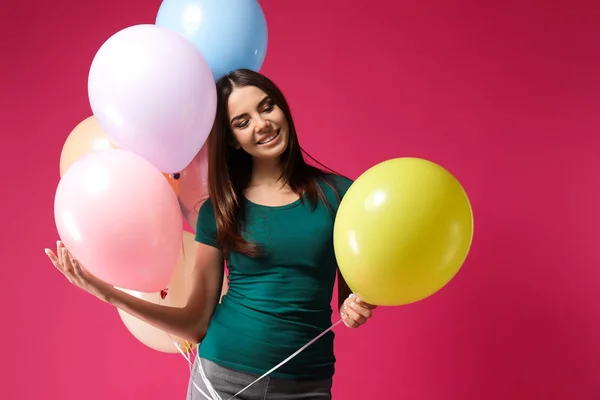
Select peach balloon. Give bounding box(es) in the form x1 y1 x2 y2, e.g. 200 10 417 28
116 231 196 353
164 173 180 196
60 116 180 197
59 116 116 176
116 232 228 353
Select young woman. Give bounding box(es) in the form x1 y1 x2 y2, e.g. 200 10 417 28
46 69 375 399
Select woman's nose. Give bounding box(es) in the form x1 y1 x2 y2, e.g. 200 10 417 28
255 117 271 132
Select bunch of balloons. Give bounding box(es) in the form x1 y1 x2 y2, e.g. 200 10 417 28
54 0 267 352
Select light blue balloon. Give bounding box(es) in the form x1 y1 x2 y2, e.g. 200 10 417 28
156 0 268 81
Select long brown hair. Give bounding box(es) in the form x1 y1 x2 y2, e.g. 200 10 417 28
206 69 340 258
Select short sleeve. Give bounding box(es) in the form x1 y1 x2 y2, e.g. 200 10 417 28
332 174 354 199
321 174 354 212
195 198 220 249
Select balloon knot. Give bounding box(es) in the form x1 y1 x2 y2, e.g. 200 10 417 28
178 340 196 353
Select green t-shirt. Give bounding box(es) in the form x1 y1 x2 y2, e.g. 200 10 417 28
194 174 353 381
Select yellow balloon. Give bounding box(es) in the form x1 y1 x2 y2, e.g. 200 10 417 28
333 158 474 306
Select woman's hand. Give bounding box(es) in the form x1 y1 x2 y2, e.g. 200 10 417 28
45 241 112 302
340 293 376 328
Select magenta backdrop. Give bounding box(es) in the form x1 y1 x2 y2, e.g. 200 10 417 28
2 0 599 399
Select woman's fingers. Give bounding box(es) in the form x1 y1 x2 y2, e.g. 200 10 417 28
349 299 373 320
71 257 83 278
45 248 73 284
45 248 58 263
62 248 74 274
46 241 92 290
341 296 368 328
56 241 63 261
58 243 64 265
47 241 75 276
342 305 366 327
45 248 61 270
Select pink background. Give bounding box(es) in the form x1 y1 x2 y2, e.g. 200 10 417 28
3 0 599 399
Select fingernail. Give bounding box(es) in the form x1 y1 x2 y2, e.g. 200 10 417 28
57 240 60 246
356 297 361 303
350 302 355 308
349 293 355 299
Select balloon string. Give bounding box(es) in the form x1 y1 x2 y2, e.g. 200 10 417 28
168 241 342 399
173 336 218 400
164 328 220 400
197 357 223 400
157 250 218 400
225 319 342 400
168 317 342 399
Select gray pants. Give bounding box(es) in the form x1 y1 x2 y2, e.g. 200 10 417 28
187 357 332 400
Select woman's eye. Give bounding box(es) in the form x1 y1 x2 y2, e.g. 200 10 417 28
237 120 249 129
263 103 274 112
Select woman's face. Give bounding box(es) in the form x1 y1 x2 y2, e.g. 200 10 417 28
227 85 289 160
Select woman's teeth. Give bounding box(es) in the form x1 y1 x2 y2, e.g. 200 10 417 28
259 130 279 144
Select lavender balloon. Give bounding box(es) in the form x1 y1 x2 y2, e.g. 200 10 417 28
87 24 217 173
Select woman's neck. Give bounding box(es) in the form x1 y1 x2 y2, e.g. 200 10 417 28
249 157 284 187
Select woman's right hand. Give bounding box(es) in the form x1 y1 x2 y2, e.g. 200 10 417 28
45 239 224 344
45 241 113 302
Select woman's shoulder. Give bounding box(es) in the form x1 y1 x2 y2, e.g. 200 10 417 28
195 197 220 246
319 172 354 195
314 172 354 204
198 197 216 221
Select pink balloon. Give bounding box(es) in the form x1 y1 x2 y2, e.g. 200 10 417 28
177 145 209 232
87 24 217 174
54 149 183 292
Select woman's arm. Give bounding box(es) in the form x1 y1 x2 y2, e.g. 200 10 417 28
47 241 224 343
107 242 224 343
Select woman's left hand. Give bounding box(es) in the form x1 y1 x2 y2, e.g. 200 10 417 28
340 293 376 328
